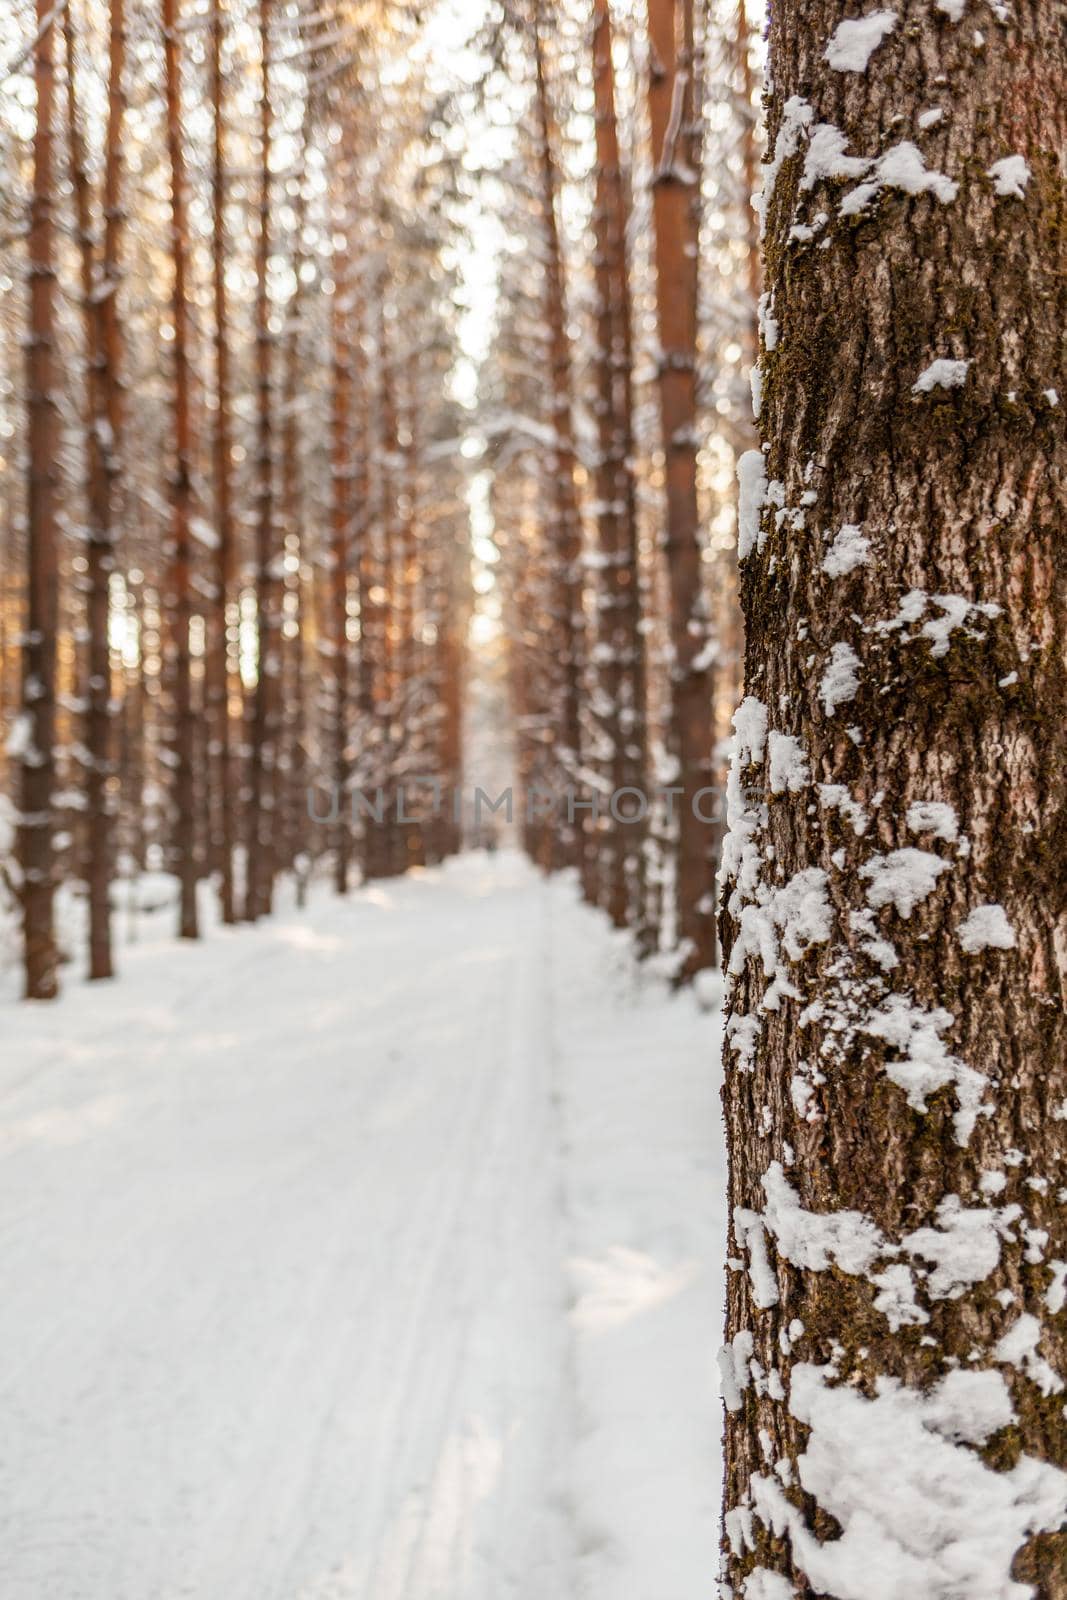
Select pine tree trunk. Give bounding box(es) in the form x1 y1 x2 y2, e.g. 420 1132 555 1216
329 242 352 896
278 116 309 892
533 21 585 878
647 0 717 975
19 0 61 999
162 0 198 940
590 0 648 933
244 0 276 921
209 0 236 925
64 0 123 982
720 5 1067 1596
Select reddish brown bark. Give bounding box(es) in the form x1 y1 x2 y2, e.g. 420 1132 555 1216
19 0 61 999
329 211 353 896
244 0 277 922
64 0 124 981
533 20 585 879
209 0 236 924
162 0 198 940
647 0 717 974
590 0 648 932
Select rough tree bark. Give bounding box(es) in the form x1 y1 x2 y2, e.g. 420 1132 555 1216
329 198 353 896
720 5 1067 1597
19 0 61 1000
647 0 717 975
162 0 198 940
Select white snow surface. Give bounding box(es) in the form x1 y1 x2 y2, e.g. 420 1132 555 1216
0 855 725 1600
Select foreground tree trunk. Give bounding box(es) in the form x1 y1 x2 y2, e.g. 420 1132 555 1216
646 0 716 976
19 0 61 999
721 6 1067 1597
162 0 198 940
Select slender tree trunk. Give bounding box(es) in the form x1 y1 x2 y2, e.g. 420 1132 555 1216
647 0 716 975
533 20 585 878
590 0 648 932
329 206 352 895
720 6 1067 1596
19 0 61 999
244 0 276 921
162 0 198 940
278 114 309 893
376 282 404 880
209 0 236 924
64 0 123 981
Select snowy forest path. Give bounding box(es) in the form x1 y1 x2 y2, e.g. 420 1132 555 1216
0 853 723 1600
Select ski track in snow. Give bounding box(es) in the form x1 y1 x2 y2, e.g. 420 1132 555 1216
0 853 724 1600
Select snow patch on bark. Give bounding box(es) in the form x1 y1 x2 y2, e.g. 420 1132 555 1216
768 732 810 794
743 1568 794 1600
734 1207 780 1308
995 1314 1065 1397
819 643 861 715
912 357 971 393
988 155 1031 197
743 1362 1067 1600
737 450 769 559
958 903 1016 953
823 11 897 73
800 124 872 191
822 522 871 577
762 1161 885 1275
860 848 949 916
756 95 814 239
819 783 870 835
906 800 959 842
841 141 958 215
861 994 988 1143
734 696 769 766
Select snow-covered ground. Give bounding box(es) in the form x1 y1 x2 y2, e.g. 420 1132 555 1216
0 852 725 1600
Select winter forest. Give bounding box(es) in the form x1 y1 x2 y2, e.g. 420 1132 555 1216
0 0 1064 1594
